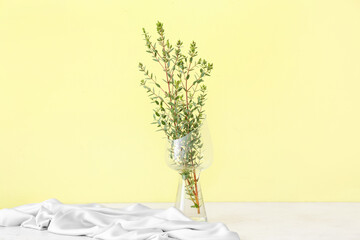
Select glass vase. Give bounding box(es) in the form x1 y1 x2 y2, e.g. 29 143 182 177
166 119 213 221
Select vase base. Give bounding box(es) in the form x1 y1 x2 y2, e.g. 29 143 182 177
189 216 207 222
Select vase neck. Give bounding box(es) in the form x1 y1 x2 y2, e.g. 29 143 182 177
179 168 201 180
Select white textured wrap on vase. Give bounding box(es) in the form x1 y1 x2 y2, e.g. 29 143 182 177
0 199 239 240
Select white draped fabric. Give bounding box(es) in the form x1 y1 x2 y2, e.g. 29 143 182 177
0 199 239 240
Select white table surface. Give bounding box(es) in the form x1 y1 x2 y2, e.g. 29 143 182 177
0 202 359 240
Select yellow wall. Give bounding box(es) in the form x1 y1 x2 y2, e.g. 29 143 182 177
1 0 360 208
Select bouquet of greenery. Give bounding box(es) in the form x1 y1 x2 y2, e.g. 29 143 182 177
139 22 213 214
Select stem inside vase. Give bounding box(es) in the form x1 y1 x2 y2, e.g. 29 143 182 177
180 168 201 214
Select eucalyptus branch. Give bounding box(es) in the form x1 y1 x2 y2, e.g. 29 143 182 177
138 63 168 95
139 21 213 212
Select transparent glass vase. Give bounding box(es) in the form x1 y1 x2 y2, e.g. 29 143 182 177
166 119 213 221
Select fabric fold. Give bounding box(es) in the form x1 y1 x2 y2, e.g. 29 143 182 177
0 199 239 240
